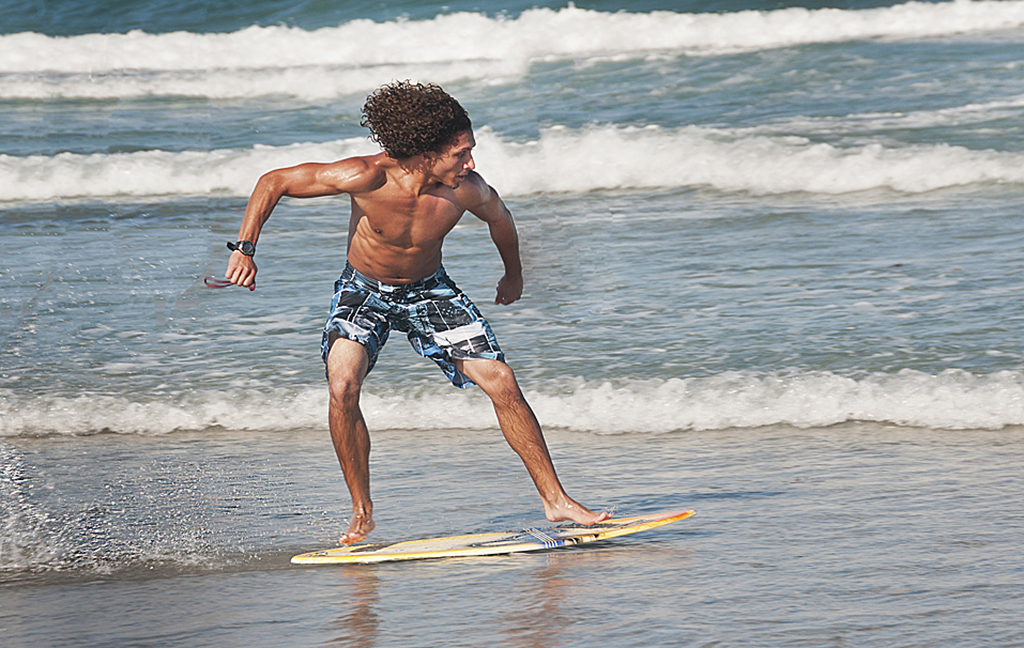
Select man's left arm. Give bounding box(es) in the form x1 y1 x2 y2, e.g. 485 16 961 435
463 173 523 305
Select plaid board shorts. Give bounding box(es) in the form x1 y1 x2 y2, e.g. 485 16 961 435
321 263 505 388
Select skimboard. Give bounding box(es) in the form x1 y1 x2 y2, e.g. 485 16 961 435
291 508 695 565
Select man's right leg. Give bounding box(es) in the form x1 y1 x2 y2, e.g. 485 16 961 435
326 334 375 545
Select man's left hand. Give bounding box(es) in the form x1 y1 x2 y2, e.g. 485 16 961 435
495 273 523 305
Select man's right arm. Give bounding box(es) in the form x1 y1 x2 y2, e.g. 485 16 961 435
225 158 375 288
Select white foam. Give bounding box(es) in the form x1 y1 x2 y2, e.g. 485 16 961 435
4 125 1022 203
2 1 1023 100
0 137 378 202
474 125 1024 195
0 388 329 437
528 370 1024 433
3 369 1023 437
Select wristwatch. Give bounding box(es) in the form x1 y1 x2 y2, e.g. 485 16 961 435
227 240 256 256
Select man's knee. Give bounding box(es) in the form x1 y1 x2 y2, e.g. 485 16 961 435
327 337 369 406
462 359 521 402
328 372 362 408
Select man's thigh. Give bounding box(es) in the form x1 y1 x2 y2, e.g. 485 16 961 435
321 283 391 378
326 334 371 387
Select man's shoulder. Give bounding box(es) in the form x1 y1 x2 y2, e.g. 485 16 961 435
323 153 389 194
452 170 492 208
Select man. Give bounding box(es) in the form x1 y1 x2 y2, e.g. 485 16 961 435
224 81 609 544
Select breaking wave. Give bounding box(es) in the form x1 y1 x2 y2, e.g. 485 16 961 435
2 1 1022 100
3 124 1023 203
4 369 1024 437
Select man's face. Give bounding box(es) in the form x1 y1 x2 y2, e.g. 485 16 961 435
428 130 476 188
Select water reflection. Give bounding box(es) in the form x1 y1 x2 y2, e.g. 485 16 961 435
325 567 381 648
322 542 694 647
500 552 585 647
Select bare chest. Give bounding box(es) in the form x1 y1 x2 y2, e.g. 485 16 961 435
351 193 465 249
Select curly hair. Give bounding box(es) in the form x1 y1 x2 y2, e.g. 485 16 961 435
361 81 472 159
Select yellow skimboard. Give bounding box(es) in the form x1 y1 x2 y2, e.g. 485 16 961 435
291 509 695 565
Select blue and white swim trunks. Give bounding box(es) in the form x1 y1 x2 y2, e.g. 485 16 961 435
321 263 505 388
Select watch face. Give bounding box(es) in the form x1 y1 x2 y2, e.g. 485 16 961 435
230 240 256 256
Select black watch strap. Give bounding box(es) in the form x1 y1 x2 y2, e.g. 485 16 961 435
227 240 256 256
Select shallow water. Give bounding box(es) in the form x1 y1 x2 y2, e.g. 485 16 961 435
3 423 1023 646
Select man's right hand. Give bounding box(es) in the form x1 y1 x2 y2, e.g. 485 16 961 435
225 251 258 289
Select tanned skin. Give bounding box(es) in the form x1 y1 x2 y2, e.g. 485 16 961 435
225 130 609 544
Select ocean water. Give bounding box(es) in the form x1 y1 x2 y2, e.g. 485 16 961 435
2 0 1023 646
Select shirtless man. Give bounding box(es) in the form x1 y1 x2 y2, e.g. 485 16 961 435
224 81 609 544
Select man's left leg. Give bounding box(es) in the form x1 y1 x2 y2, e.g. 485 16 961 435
456 358 610 525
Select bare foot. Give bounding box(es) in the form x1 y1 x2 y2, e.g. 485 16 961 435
543 497 612 525
339 513 375 545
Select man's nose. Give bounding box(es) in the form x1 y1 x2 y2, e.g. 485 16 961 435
466 154 475 170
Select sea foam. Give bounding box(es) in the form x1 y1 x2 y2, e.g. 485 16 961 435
3 369 1023 437
3 125 1022 203
2 1 1023 100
